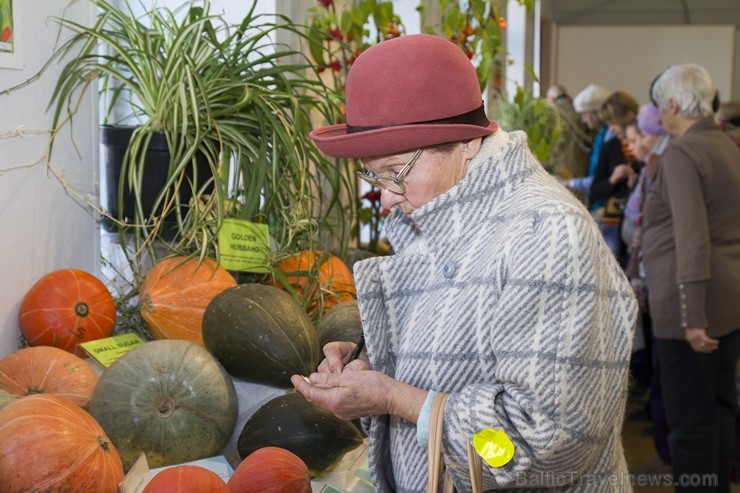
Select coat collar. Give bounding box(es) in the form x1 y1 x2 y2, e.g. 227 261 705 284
384 130 538 252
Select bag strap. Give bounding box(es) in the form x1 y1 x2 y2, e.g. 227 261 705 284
426 392 483 493
427 392 449 493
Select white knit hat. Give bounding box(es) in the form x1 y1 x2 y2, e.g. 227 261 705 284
573 84 610 113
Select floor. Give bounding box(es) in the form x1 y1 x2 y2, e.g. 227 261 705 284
622 393 740 493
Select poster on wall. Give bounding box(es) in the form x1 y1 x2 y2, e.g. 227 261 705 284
0 0 22 70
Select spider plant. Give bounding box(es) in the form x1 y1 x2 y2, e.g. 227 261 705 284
40 0 352 280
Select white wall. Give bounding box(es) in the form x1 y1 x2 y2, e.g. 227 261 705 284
0 1 99 357
552 24 736 104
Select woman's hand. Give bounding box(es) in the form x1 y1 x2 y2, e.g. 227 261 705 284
608 163 637 186
318 341 368 374
686 328 719 353
291 370 428 423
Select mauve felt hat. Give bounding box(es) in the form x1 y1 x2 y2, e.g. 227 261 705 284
309 34 498 158
637 103 665 137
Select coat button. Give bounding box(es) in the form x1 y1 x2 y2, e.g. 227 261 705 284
443 260 457 278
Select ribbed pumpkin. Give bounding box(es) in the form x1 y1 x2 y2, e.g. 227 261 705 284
272 250 356 314
143 465 230 493
203 284 320 388
0 346 98 407
89 339 238 470
18 269 116 352
139 256 236 346
228 447 311 493
0 394 124 492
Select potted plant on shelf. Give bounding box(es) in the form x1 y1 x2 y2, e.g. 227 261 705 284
18 0 352 281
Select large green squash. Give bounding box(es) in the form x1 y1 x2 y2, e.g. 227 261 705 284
316 300 363 352
237 392 364 478
203 284 320 388
89 340 237 470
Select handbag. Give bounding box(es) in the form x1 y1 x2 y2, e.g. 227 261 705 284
426 392 483 493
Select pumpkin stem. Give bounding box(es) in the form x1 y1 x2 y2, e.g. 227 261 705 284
155 395 176 418
25 387 45 396
74 302 90 317
97 435 110 452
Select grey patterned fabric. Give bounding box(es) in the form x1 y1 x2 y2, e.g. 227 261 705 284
355 131 638 492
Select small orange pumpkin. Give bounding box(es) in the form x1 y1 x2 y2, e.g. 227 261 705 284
18 269 116 353
139 257 236 346
271 250 356 314
0 394 124 492
228 447 312 493
0 346 98 407
143 465 230 493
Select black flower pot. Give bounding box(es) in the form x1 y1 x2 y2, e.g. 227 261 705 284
100 125 213 237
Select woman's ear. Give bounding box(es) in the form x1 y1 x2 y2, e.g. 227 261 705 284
462 137 483 160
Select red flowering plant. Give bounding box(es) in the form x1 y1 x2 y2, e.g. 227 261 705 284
306 0 405 124
419 0 532 92
358 188 390 254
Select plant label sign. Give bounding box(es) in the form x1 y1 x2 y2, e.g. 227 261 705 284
218 219 270 273
77 333 144 368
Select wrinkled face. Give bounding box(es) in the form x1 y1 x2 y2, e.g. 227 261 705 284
360 139 482 216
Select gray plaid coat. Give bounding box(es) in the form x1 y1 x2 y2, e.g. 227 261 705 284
355 131 638 492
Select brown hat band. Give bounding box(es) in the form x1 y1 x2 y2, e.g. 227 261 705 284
346 103 490 134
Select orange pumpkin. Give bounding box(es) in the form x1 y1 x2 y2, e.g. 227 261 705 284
143 465 230 493
271 250 356 314
139 257 236 346
0 346 98 407
0 394 124 492
228 447 312 493
18 269 116 353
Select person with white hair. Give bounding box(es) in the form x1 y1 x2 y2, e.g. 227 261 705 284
562 83 614 216
643 63 740 492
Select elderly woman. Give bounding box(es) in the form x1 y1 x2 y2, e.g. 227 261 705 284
292 34 637 492
643 63 740 492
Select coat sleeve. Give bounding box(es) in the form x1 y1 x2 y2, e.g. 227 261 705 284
660 144 710 329
442 206 637 488
589 138 624 201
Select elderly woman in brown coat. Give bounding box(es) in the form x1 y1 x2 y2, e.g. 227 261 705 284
643 63 740 493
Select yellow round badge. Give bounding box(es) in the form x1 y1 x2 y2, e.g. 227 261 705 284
472 428 515 467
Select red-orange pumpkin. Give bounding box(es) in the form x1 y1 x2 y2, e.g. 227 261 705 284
228 447 312 493
143 465 230 493
18 269 116 353
0 346 98 407
0 394 124 492
139 257 236 346
271 250 356 314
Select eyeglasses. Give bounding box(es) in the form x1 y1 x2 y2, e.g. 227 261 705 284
356 148 423 195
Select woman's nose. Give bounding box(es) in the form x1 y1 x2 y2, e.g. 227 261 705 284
380 188 404 209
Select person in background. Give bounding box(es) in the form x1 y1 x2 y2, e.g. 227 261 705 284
715 101 740 146
643 63 740 493
589 91 639 264
292 34 637 492
714 99 740 486
544 84 590 180
621 104 672 473
562 83 612 216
